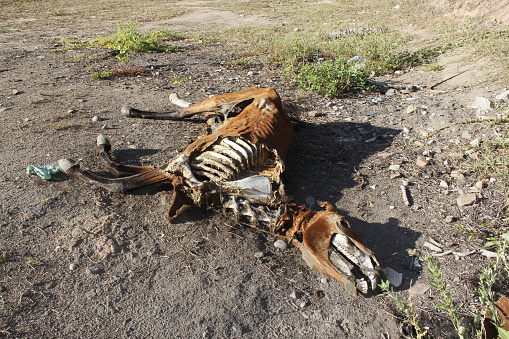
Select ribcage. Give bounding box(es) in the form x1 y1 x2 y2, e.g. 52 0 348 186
189 136 269 182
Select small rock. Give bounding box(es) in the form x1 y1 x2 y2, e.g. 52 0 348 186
495 89 509 100
403 127 411 134
383 267 403 287
445 215 455 223
450 170 465 180
0 285 5 292
409 283 431 295
274 239 288 250
247 71 257 76
475 180 486 190
471 97 492 111
406 104 417 114
290 291 301 299
86 266 103 275
307 110 321 117
299 301 307 308
254 252 264 258
389 172 402 179
92 116 102 122
470 138 480 147
320 277 328 284
416 158 429 167
388 164 401 171
401 179 409 186
67 109 76 114
12 89 20 95
69 263 78 271
461 130 472 139
385 88 396 96
0 107 11 113
439 180 448 188
480 249 497 258
457 193 477 207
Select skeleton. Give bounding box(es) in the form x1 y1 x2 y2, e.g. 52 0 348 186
58 87 382 295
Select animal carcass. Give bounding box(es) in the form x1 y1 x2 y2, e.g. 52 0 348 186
58 87 381 295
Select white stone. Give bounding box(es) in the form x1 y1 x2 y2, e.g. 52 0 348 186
470 97 492 111
495 89 509 100
274 239 288 250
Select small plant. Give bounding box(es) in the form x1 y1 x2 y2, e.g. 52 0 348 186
294 58 373 97
467 135 509 189
91 69 114 80
88 23 183 63
380 280 428 338
170 76 188 84
425 63 445 71
423 254 468 338
23 256 41 268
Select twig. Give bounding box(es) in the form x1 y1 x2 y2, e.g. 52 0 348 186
430 70 468 90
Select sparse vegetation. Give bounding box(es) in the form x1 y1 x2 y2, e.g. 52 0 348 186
294 58 373 96
380 280 428 339
424 254 468 339
90 23 183 63
467 134 509 189
381 237 509 339
90 66 147 79
91 69 114 80
62 23 184 64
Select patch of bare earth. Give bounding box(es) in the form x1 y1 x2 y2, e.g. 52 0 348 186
0 2 508 339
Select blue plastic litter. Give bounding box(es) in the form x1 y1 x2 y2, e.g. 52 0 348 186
26 165 62 180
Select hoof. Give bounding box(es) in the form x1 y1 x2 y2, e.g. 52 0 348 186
58 159 78 173
121 106 135 117
96 134 110 146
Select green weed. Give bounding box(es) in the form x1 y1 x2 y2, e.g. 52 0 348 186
423 254 468 339
61 23 183 64
294 59 373 97
170 76 188 84
90 23 183 63
91 69 113 80
380 280 428 338
467 135 509 188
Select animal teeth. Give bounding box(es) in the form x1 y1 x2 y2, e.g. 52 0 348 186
329 250 353 276
367 271 379 291
331 234 364 267
356 278 368 294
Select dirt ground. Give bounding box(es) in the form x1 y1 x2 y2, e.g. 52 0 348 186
1 2 508 339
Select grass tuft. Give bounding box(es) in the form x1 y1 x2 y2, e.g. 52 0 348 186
294 58 373 96
62 23 184 64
